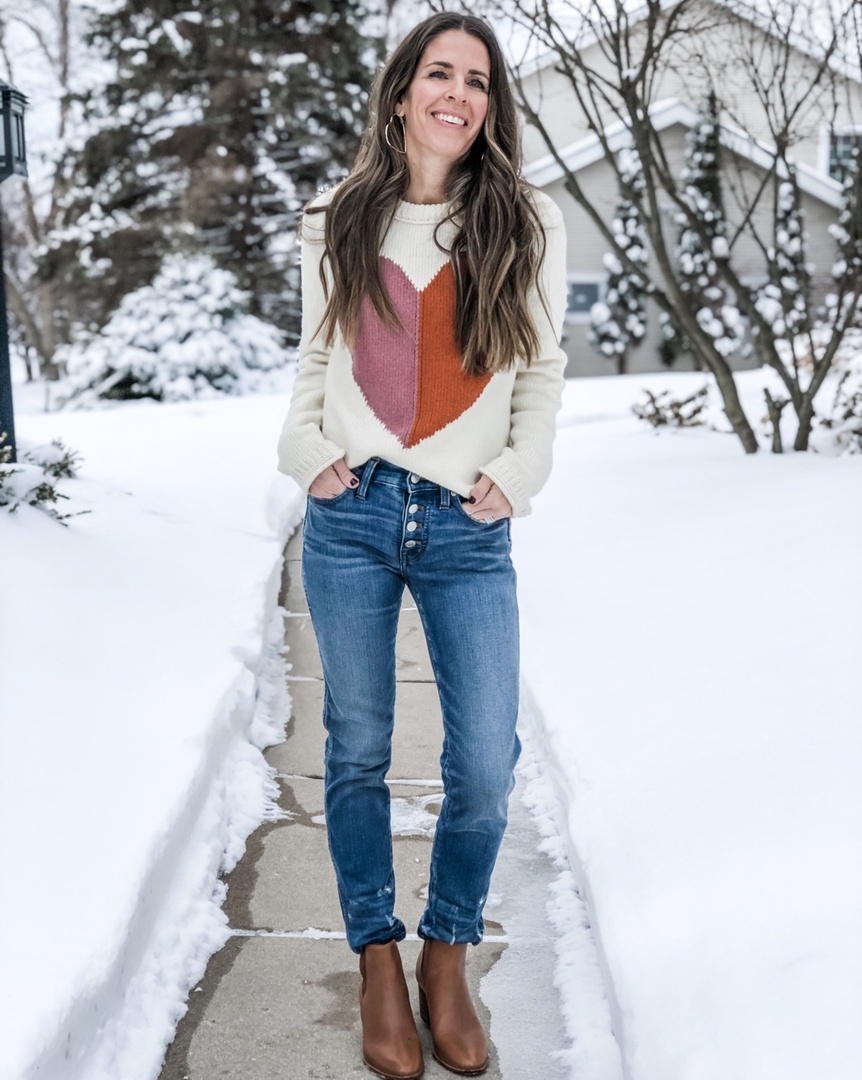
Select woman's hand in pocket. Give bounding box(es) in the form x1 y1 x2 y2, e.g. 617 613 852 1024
465 474 513 521
309 458 359 499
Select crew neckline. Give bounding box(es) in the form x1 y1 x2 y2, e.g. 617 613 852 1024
394 198 453 223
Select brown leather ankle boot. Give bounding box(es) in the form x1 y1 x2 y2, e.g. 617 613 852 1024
415 940 489 1076
359 940 424 1079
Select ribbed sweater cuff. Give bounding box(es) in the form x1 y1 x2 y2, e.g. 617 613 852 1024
480 449 532 518
278 435 345 494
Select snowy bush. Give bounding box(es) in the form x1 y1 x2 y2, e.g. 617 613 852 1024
632 386 710 428
0 435 85 523
817 330 862 454
55 255 290 406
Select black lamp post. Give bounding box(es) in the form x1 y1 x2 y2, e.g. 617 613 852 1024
0 78 28 463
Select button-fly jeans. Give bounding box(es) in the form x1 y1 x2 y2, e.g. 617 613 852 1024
301 458 521 954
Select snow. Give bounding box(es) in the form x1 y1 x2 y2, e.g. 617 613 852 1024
313 786 447 839
603 252 624 276
3 363 861 1079
0 389 304 1079
514 368 862 1080
514 693 626 1080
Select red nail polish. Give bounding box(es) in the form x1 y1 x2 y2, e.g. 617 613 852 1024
350 478 359 487
468 496 476 504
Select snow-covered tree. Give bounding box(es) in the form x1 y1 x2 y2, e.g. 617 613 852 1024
0 0 97 379
752 172 811 369
830 145 862 284
752 151 861 449
803 161 862 452
43 0 386 343
55 256 289 405
764 173 810 336
674 92 743 362
588 148 648 374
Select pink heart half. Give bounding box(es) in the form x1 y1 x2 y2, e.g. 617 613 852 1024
352 257 491 448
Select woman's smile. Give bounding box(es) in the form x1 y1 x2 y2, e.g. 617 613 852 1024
432 112 468 127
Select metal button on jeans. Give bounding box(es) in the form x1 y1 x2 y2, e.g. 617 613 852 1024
409 503 419 513
405 539 418 548
410 473 421 483
406 521 418 532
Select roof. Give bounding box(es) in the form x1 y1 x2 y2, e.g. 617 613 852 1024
523 97 845 208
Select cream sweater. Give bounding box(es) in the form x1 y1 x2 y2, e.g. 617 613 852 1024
276 183 568 517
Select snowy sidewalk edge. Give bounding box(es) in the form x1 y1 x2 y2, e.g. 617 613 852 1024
517 677 629 1080
20 506 305 1080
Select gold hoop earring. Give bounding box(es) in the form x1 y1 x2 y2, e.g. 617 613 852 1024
384 114 408 155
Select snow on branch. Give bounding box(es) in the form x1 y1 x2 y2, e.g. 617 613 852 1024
0 435 86 523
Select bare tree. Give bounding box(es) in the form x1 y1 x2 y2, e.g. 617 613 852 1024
699 0 862 448
0 0 75 380
439 0 861 453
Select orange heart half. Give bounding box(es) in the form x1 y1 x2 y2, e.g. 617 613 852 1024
352 257 491 448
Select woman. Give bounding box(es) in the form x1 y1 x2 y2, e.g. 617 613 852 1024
277 12 567 1079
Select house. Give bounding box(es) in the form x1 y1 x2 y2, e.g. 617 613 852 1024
515 0 862 376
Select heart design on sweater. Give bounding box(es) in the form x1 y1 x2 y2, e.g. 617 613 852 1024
352 257 492 447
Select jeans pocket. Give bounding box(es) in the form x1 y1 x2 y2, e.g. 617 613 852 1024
308 485 354 506
452 495 506 526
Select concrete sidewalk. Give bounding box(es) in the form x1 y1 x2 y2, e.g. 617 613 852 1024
158 522 571 1079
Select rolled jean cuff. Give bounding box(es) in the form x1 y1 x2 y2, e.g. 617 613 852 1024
347 917 407 955
417 900 485 947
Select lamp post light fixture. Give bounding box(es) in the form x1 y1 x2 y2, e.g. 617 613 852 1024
0 78 28 463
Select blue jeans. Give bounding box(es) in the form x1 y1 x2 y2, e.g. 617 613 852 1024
301 458 521 954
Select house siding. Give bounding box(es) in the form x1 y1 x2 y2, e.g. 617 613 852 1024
540 126 842 377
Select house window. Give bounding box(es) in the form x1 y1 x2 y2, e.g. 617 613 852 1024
566 277 603 322
828 129 862 181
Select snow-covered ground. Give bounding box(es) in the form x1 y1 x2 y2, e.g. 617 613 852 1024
2 367 859 1079
0 391 304 1079
514 369 862 1080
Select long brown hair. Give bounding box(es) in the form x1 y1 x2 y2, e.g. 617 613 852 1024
305 12 552 377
